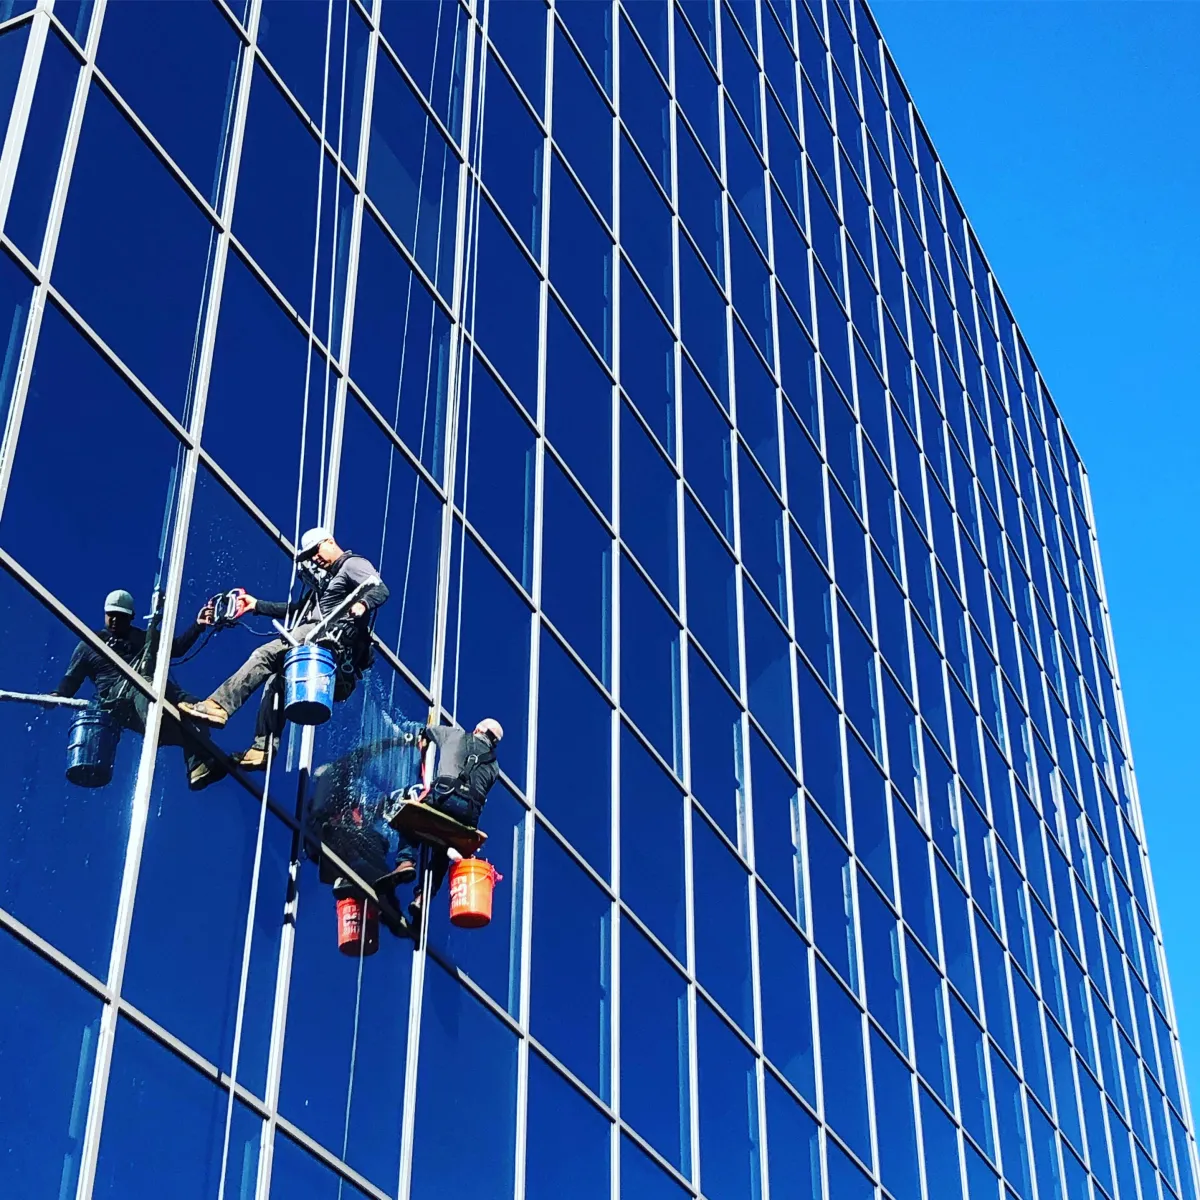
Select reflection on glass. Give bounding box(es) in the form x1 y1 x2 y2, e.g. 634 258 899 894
278 851 412 1191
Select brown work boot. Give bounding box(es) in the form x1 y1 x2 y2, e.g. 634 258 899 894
188 761 227 791
179 699 229 728
232 746 268 771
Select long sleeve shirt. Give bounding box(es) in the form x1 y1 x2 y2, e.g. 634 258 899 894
256 552 389 631
55 622 205 699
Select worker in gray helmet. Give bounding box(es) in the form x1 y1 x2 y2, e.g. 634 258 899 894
54 589 223 790
385 717 504 929
180 528 389 768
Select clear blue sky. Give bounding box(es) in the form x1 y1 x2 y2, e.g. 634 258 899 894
871 0 1200 1118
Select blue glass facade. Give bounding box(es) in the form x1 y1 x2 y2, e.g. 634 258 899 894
0 1 1194 1198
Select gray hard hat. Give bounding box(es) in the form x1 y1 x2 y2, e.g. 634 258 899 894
104 589 135 615
297 526 334 560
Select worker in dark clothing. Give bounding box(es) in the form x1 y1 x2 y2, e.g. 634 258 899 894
388 717 503 928
55 589 223 790
180 527 389 767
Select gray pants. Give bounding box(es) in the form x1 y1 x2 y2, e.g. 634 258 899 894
210 621 318 717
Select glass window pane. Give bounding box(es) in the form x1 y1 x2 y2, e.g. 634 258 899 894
380 0 468 131
685 500 738 686
531 832 611 1098
526 1053 610 1200
124 796 289 1095
350 209 451 481
94 1020 258 1198
547 298 612 514
619 17 669 190
97 0 241 206
277 850 412 1188
368 51 459 296
203 254 326 534
693 811 753 1033
334 397 442 684
552 27 612 221
871 1028 921 1200
6 29 76 263
482 50 544 256
698 1001 762 1200
537 633 611 876
743 584 794 761
0 932 100 1198
758 891 815 1101
542 457 612 682
470 200 541 409
621 1134 690 1199
816 962 871 1164
55 85 217 420
621 921 691 1175
411 963 518 1195
619 555 681 770
550 156 612 361
621 265 675 451
444 530 532 788
683 362 734 541
456 358 536 589
688 644 743 842
765 1072 821 1199
620 135 672 318
620 724 686 960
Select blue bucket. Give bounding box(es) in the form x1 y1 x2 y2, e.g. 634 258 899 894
66 705 120 787
283 644 338 725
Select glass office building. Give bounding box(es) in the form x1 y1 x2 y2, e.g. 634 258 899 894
0 0 1193 1197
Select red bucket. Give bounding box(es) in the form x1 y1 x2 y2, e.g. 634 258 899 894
448 858 502 929
336 895 379 956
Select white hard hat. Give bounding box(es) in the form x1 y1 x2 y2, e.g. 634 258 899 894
104 589 135 615
297 526 334 560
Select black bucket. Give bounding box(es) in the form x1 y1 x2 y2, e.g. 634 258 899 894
66 705 120 787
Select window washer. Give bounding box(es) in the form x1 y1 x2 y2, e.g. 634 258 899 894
179 528 389 765
386 717 504 929
54 589 223 790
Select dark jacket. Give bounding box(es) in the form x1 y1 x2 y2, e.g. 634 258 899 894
257 552 389 647
427 725 500 809
55 622 205 701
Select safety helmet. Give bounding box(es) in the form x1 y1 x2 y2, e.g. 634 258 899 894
103 589 136 616
297 526 334 560
475 717 504 743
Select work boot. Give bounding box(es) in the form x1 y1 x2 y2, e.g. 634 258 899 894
179 698 229 728
188 760 227 791
232 746 268 771
378 857 416 887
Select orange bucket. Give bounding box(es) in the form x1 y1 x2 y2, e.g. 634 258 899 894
448 858 502 929
336 895 379 956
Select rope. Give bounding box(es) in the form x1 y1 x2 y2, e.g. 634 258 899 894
218 3 340 1193
378 0 449 713
286 0 338 624
450 42 491 717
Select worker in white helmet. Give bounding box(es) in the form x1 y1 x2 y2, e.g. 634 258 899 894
181 528 389 771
